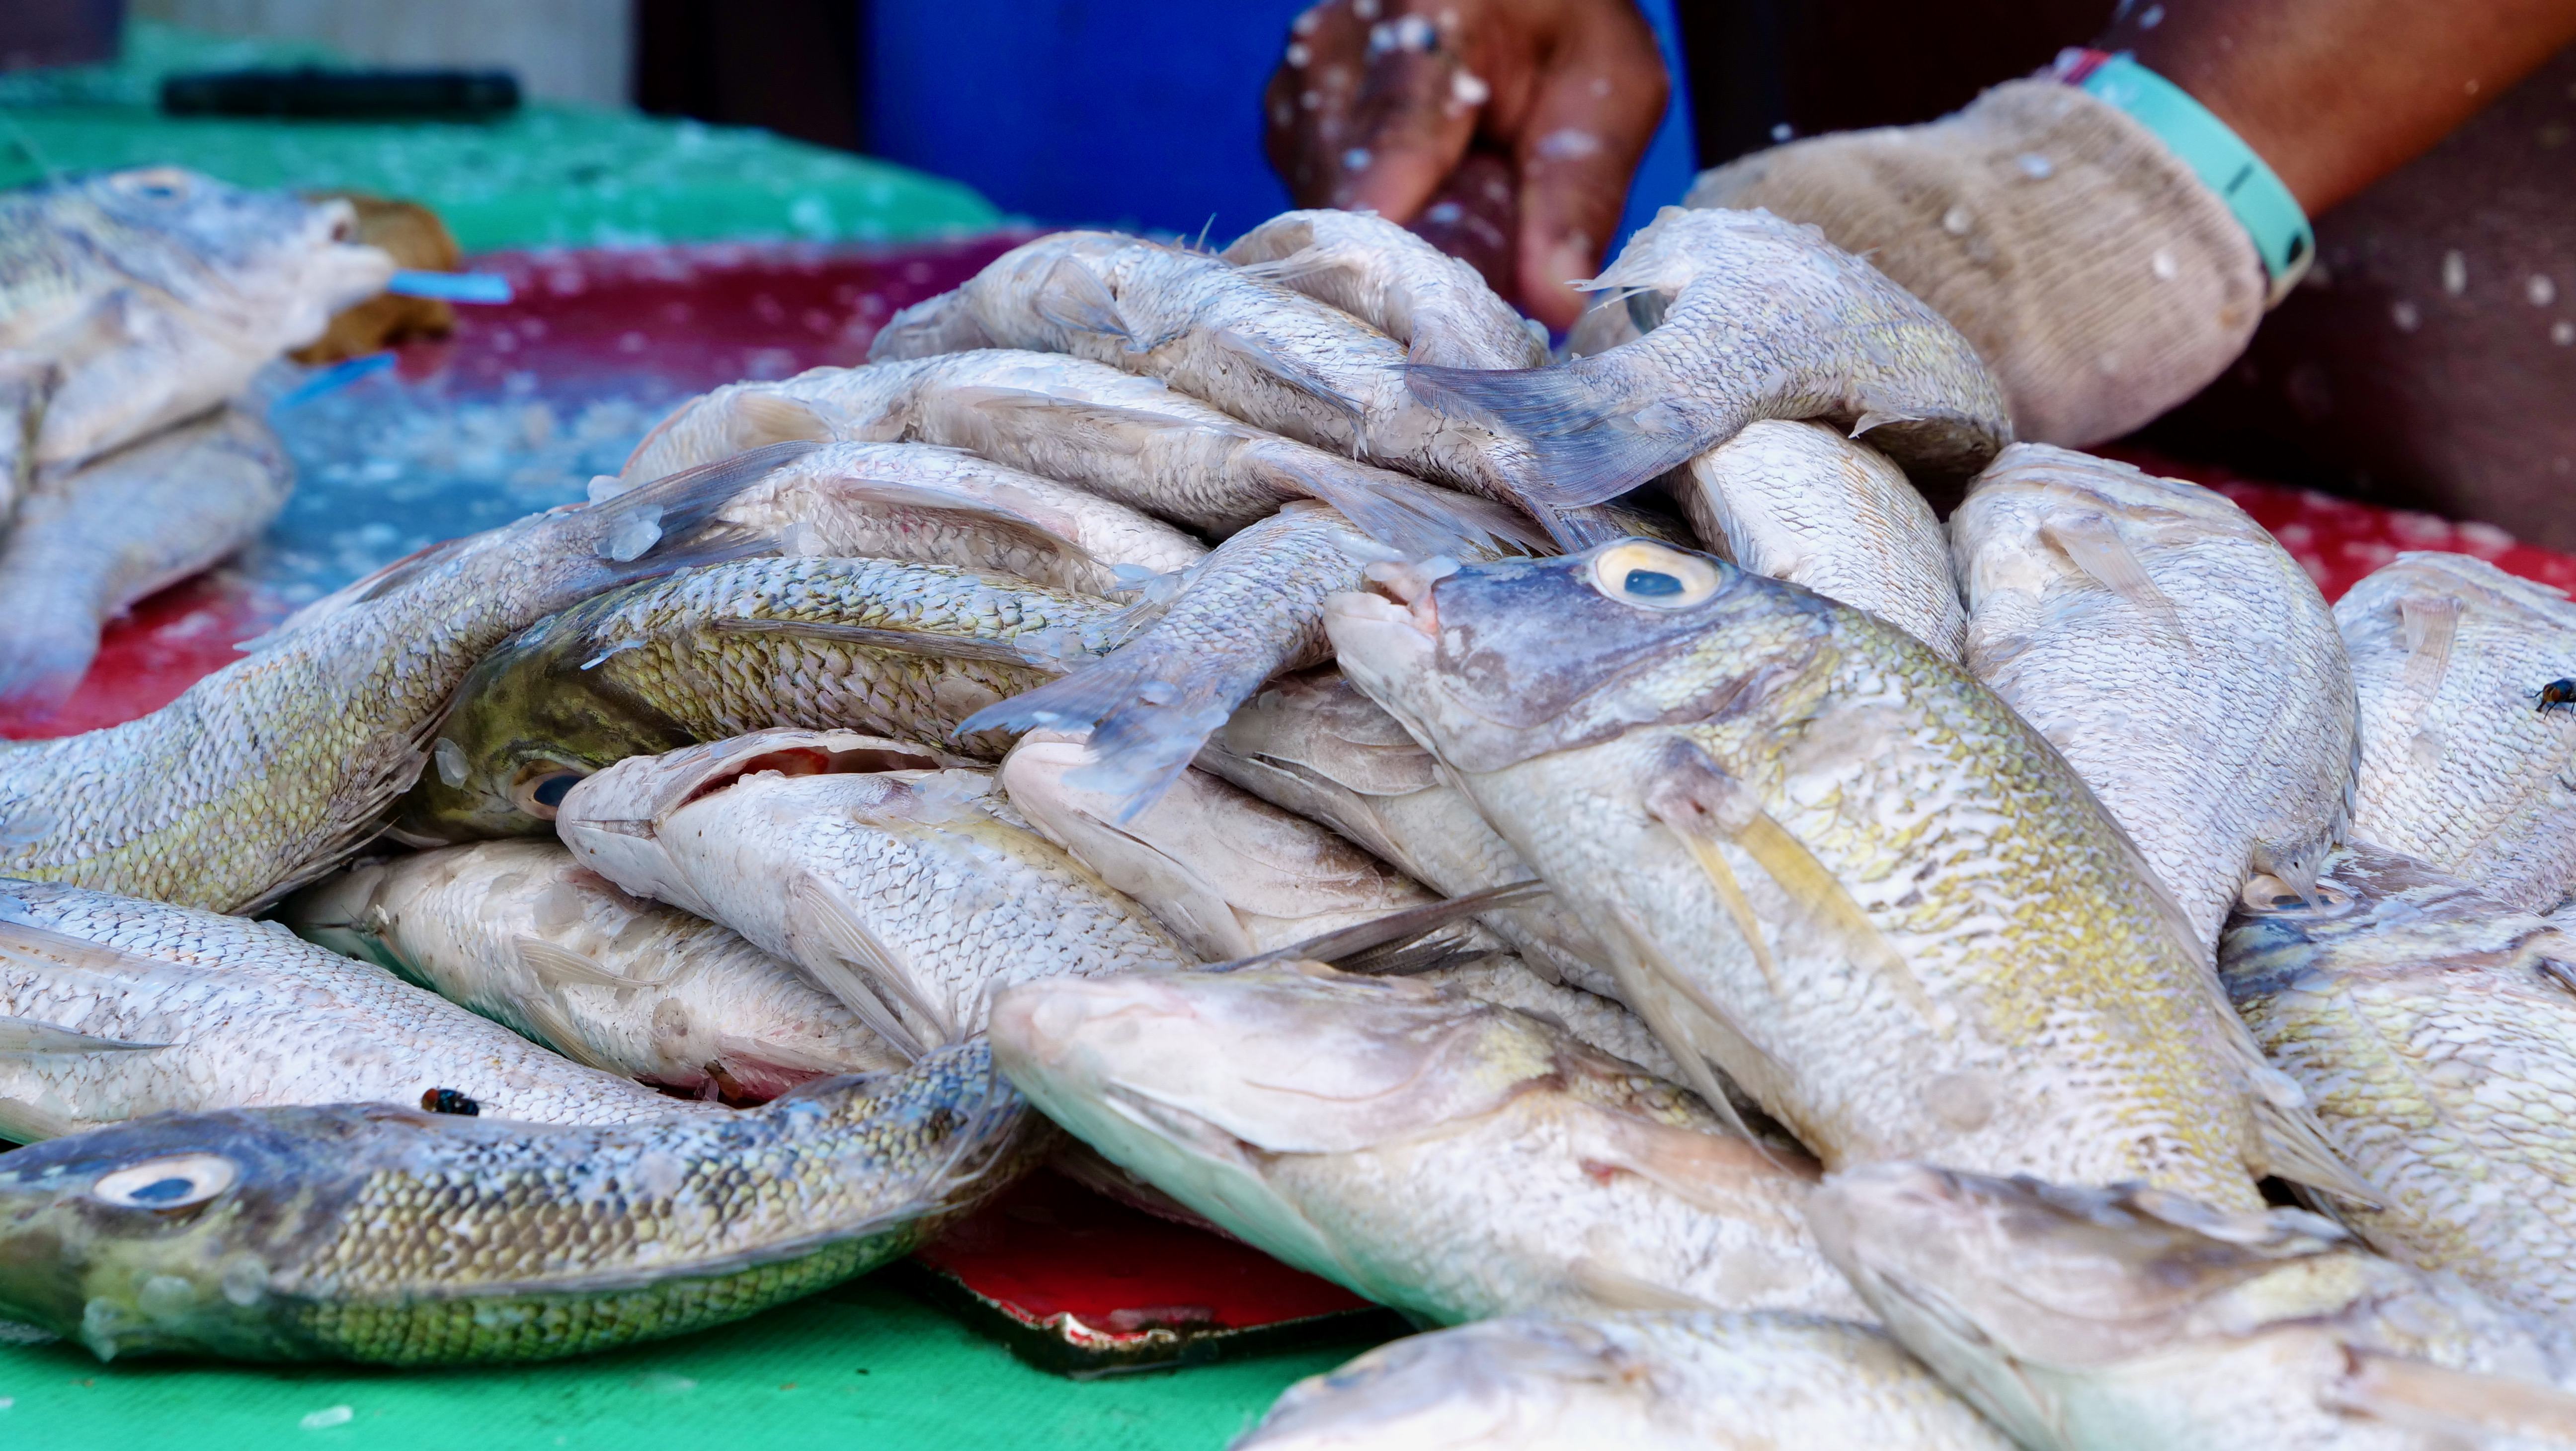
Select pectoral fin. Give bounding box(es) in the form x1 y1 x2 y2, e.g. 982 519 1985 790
513 936 671 991
1034 257 1135 345
2042 512 2184 637
2330 1351 2576 1444
786 876 947 1052
0 1016 166 1056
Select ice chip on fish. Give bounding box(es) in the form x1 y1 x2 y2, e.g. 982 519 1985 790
0 1040 1032 1364
1235 1311 2012 1451
1404 208 2012 509
2341 551 2576 911
285 841 905 1102
1673 418 1966 660
990 964 1863 1327
1221 208 1550 370
557 728 1196 1055
1952 444 2356 951
1323 535 2364 1210
1810 1162 2576 1451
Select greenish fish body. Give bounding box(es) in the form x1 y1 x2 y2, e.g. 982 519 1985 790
1811 1163 2576 1451
0 1040 1030 1364
1324 538 2355 1210
2224 844 2576 1319
396 553 1123 843
1236 1311 2011 1451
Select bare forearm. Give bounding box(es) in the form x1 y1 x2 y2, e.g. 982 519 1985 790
2106 0 2576 214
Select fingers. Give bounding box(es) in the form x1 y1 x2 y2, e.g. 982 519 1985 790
1507 3 1670 329
1264 1 1506 222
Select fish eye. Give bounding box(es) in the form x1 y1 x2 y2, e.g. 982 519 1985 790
91 1154 236 1211
1588 541 1721 611
510 764 591 820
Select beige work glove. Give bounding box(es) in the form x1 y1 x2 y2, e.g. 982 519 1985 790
1684 78 2266 448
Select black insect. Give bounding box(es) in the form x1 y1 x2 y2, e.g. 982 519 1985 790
2537 679 2576 713
420 1087 482 1116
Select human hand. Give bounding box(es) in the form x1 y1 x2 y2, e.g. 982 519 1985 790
1261 0 1668 330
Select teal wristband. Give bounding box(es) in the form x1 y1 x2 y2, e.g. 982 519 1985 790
2058 49 2314 304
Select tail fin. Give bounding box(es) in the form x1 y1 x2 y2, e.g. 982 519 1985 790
1210 880 1550 973
1406 359 1709 509
1257 449 1546 559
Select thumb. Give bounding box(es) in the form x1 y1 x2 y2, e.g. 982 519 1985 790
1330 41 1485 222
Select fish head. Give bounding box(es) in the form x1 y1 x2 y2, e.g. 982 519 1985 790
276 861 419 979
1323 538 1831 774
391 609 697 843
63 168 393 320
1807 1162 2360 1441
988 966 1560 1282
0 1107 376 1360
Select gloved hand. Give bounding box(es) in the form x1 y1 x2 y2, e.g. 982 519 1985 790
1684 77 2268 448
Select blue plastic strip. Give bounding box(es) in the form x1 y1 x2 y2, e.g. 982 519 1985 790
273 350 395 408
386 269 514 304
2068 51 2313 303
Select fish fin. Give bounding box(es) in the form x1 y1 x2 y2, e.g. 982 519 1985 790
1647 816 1783 998
866 289 998 361
1403 359 1701 508
1033 256 1135 344
0 916 195 979
1210 881 1549 973
956 653 1216 819
705 616 1087 671
938 386 1259 449
1231 245 1344 288
1565 1256 1722 1313
1258 450 1548 558
2249 1083 2384 1207
2330 1351 2576 1444
1598 899 1783 1157
2040 512 2185 635
595 440 822 561
1645 739 1929 1015
785 876 946 1053
715 1033 900 1078
507 992 628 1072
2397 594 2462 695
620 388 836 482
0 1015 166 1055
1206 328 1365 419
512 935 670 990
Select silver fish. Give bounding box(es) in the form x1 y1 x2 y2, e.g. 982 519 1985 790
0 879 706 1141
622 349 1538 558
0 167 392 472
865 231 1623 547
1324 537 2362 1210
1406 207 2012 509
1953 443 2356 948
1236 1311 2012 1451
993 965 1863 1326
0 404 291 707
1220 208 1550 370
557 728 1196 1057
1673 419 1966 661
2340 551 2576 912
1810 1163 2576 1451
716 437 1206 591
2223 844 2576 1320
0 444 804 911
286 840 905 1102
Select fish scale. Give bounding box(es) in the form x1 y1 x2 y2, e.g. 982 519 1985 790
0 1042 1029 1363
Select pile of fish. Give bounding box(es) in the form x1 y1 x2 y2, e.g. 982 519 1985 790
3 171 2576 1450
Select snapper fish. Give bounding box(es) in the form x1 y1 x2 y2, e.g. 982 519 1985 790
1219 208 1549 370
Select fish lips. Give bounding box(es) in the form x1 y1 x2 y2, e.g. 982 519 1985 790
1327 544 1807 774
